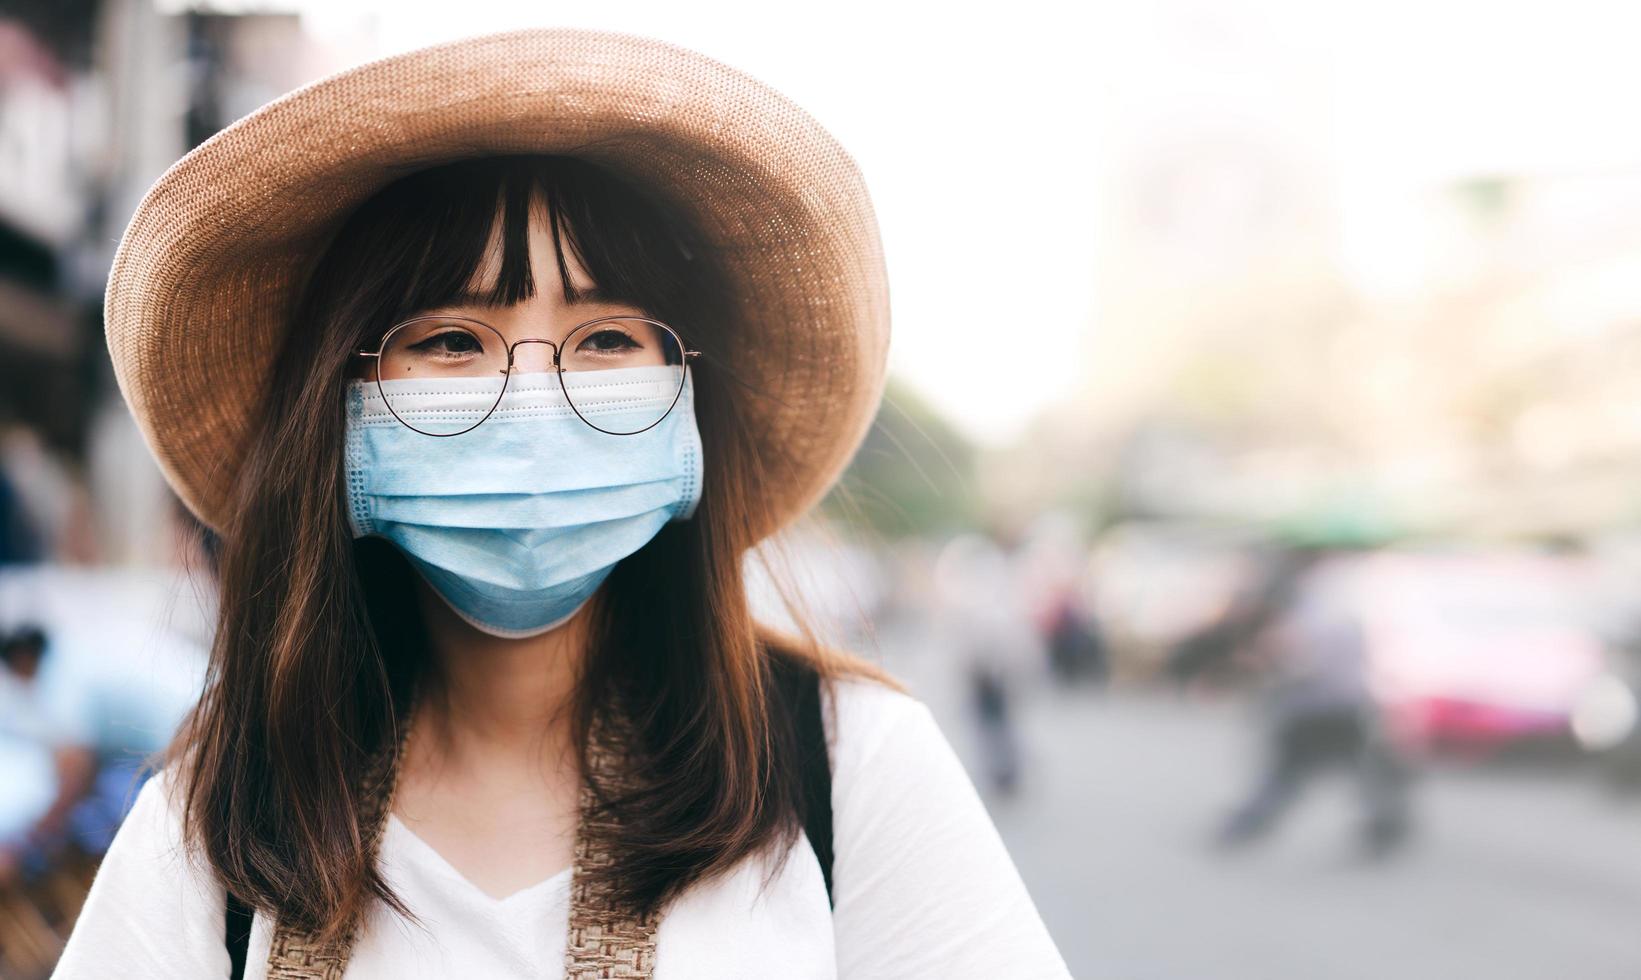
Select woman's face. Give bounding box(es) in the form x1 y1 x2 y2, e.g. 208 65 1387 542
351 199 650 383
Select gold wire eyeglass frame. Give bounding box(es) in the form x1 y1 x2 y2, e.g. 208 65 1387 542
356 314 702 437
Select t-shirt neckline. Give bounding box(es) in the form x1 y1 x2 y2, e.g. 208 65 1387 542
384 811 573 906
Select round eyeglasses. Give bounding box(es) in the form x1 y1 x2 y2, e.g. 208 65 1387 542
356 315 702 437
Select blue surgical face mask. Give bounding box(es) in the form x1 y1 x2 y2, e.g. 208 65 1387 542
342 364 704 638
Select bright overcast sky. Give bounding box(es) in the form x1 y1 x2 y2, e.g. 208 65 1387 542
168 0 1641 446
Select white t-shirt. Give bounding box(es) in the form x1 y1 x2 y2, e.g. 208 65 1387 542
51 675 1071 979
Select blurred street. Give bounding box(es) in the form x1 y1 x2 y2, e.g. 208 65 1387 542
10 2 1641 975
880 618 1641 980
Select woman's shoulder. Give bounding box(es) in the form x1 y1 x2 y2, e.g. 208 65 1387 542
820 666 921 714
52 767 230 978
105 766 194 860
81 765 215 892
818 669 958 801
820 669 940 757
816 667 1074 978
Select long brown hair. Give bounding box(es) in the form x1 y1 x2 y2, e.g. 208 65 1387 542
172 154 894 941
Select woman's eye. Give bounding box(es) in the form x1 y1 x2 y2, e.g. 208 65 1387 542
410 330 484 356
579 328 639 353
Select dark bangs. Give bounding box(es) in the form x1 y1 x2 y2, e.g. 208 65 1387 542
325 154 716 351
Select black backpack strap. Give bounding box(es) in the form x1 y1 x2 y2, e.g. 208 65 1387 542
225 890 252 979
794 667 835 909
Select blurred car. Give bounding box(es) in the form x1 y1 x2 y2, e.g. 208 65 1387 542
1353 548 1615 759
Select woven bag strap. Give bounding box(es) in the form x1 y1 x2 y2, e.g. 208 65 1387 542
563 710 659 978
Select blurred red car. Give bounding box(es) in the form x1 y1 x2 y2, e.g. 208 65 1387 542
1352 549 1611 758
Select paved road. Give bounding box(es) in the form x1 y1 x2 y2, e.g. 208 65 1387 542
877 627 1641 979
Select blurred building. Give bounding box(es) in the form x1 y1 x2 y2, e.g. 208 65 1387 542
991 1 1641 545
0 6 105 463
0 1 354 565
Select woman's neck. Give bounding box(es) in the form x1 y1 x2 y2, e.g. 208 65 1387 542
391 578 591 895
410 576 593 767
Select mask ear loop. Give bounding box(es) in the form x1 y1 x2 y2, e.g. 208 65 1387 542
670 368 704 523
343 382 376 539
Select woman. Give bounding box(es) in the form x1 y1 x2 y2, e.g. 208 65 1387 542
54 28 1070 979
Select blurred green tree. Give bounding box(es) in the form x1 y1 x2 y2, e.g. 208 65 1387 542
821 375 979 538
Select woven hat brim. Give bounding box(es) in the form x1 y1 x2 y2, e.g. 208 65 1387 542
105 27 890 541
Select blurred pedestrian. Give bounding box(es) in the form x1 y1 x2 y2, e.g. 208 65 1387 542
1014 509 1106 688
1043 586 1108 687
2 623 204 875
0 626 55 887
1214 547 1414 858
0 625 48 725
0 467 42 565
936 527 1043 797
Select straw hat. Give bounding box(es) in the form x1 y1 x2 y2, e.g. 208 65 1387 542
104 27 889 542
